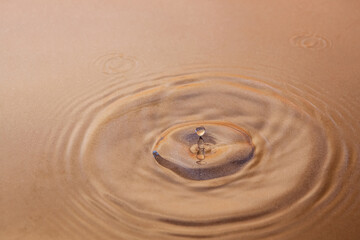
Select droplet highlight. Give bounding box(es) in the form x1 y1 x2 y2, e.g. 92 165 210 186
195 126 206 136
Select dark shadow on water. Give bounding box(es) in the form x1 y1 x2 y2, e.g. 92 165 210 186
153 148 254 181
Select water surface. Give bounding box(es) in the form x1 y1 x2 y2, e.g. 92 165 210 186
1 1 360 240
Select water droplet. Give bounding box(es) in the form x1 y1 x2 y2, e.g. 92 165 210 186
152 121 255 180
195 126 206 136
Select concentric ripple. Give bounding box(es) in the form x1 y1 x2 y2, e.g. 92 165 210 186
92 52 139 75
43 69 359 239
290 33 332 50
153 121 255 180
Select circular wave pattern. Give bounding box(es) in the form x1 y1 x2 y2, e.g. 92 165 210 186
92 52 138 75
44 70 359 239
290 33 332 50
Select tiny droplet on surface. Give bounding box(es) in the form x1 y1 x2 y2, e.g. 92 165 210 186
195 126 206 137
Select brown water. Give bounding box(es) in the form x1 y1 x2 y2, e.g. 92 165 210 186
1 1 360 240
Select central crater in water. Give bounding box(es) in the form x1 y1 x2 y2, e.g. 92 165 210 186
153 121 255 180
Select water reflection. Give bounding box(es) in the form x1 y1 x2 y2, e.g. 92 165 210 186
41 67 359 239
